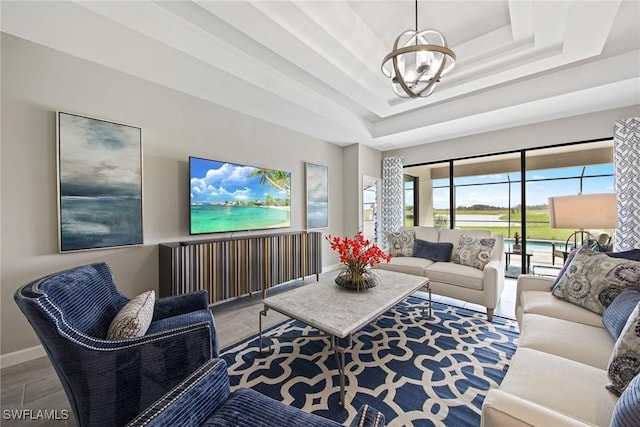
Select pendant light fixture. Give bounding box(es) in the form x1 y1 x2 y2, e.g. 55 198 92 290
381 0 456 98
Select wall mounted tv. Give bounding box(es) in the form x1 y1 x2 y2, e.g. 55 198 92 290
189 156 291 234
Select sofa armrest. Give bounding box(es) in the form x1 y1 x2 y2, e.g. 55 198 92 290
482 389 592 427
127 358 230 427
348 404 386 427
482 258 504 310
153 290 210 320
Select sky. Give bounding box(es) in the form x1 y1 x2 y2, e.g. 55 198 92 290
430 164 614 209
190 157 290 204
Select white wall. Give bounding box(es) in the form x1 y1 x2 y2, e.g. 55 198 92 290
385 106 640 165
0 34 348 357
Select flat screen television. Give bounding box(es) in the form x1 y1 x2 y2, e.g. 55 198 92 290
189 156 291 234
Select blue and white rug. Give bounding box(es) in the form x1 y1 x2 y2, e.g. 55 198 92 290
221 297 519 427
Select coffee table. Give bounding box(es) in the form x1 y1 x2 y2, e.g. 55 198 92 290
258 269 430 406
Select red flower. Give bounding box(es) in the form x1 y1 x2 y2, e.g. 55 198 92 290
325 232 391 274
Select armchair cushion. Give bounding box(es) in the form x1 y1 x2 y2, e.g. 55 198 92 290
107 290 155 339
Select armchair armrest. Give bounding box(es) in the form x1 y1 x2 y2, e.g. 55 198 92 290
153 290 209 320
127 358 230 427
348 404 386 427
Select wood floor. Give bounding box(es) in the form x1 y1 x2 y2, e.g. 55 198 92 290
0 277 516 426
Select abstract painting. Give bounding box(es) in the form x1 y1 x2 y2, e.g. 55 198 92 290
305 162 328 229
57 111 143 252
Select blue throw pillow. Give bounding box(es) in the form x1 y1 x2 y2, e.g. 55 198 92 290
608 249 640 262
603 289 640 339
413 239 453 262
611 372 640 427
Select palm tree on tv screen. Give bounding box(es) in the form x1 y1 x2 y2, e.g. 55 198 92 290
248 169 291 196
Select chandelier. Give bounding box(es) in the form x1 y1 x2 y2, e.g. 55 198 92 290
381 0 456 98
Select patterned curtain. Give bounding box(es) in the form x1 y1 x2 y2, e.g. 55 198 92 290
381 156 404 247
613 117 640 250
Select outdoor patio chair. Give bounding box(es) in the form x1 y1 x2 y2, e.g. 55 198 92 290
14 262 219 427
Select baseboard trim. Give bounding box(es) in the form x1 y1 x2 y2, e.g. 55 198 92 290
0 344 46 369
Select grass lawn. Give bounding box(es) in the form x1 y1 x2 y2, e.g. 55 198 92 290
430 209 594 241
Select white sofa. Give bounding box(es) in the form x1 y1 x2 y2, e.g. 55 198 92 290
376 226 504 320
481 274 619 426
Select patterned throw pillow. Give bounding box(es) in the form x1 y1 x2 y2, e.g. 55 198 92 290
107 290 155 340
453 235 496 271
607 302 640 396
552 247 640 314
386 230 415 257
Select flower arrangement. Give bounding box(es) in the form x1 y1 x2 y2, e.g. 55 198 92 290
326 232 391 291
513 232 520 246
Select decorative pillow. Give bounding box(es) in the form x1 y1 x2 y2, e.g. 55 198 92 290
413 239 453 262
453 235 496 271
107 290 155 340
550 248 579 291
552 246 640 314
604 289 640 339
606 302 640 396
386 230 415 257
608 249 640 262
611 371 640 427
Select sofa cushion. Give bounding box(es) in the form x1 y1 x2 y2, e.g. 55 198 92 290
552 246 640 315
607 302 640 396
413 239 453 262
378 256 433 277
425 262 484 291
453 235 496 270
611 372 640 427
603 288 640 339
386 230 415 257
106 290 155 340
402 226 440 243
498 347 618 427
520 290 604 327
519 313 615 370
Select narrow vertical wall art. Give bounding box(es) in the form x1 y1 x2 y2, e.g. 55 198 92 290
305 162 329 229
57 111 143 252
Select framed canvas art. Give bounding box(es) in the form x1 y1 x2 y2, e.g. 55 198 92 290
305 162 328 229
56 111 143 252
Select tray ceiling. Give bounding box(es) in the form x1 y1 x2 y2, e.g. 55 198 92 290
2 0 639 150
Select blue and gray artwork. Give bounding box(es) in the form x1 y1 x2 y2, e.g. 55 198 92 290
58 112 143 251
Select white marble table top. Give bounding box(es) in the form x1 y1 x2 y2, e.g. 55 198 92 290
262 269 429 338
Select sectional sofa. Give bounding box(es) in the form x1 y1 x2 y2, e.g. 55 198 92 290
376 226 504 320
482 247 640 426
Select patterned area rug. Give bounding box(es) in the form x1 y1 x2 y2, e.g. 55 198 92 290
220 297 519 427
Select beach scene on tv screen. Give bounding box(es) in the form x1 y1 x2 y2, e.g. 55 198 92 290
190 157 291 234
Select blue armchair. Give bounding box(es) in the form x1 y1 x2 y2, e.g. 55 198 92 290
14 262 218 427
127 358 385 427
